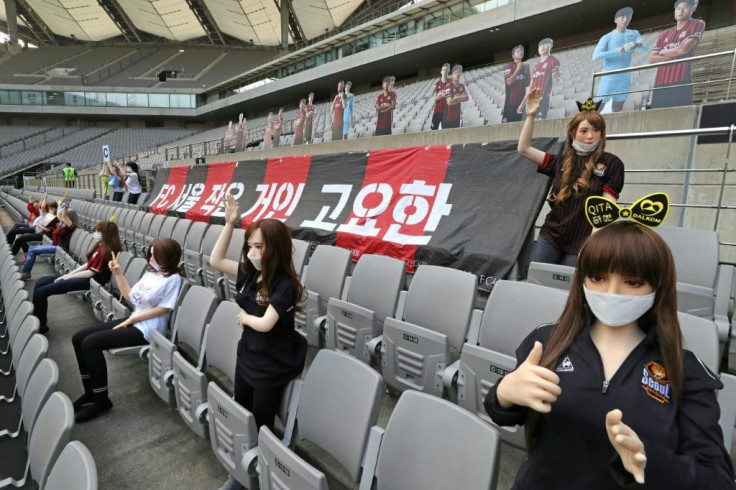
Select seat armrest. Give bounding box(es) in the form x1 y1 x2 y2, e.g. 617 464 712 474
358 426 385 490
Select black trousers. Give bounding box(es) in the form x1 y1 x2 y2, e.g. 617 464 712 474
12 233 42 254
7 224 33 245
430 112 444 130
128 193 140 205
233 370 287 432
72 320 147 394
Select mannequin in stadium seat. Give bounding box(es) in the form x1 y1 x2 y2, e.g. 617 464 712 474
71 238 183 423
210 194 307 433
484 221 734 488
517 90 624 266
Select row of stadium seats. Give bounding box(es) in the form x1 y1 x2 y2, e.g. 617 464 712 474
0 230 97 489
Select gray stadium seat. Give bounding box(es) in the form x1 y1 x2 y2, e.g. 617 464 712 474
90 250 132 322
455 281 567 448
0 391 74 489
182 221 209 284
377 265 479 397
296 245 351 347
141 214 166 256
0 320 42 405
324 254 405 363
0 358 57 439
291 238 309 278
257 349 383 490
200 224 224 297
149 285 217 406
108 257 148 321
526 261 575 291
45 441 98 490
221 228 245 301
360 390 501 490
133 212 155 257
172 300 241 438
124 211 145 253
1 310 38 374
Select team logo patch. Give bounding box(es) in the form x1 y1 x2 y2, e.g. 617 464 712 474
555 356 574 373
256 287 270 307
641 361 671 403
593 162 607 177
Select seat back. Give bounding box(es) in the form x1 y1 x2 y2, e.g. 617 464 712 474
77 235 95 264
526 262 575 291
304 245 351 302
200 224 224 291
203 301 243 380
45 441 98 490
374 391 500 490
678 311 719 372
10 312 39 372
403 265 476 351
292 239 309 278
17 331 47 398
22 358 59 437
28 392 74 489
158 217 178 240
478 281 569 353
656 227 718 289
146 214 166 240
184 221 208 253
175 286 218 353
124 258 149 290
347 254 405 322
223 228 245 298
171 219 193 247
296 350 383 482
258 427 328 490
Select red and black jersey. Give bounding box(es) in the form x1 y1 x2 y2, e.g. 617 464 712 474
26 202 39 222
530 56 560 96
304 103 315 132
86 244 112 284
433 79 453 115
504 62 531 108
332 96 343 127
537 151 625 254
52 224 75 250
376 92 395 131
294 108 305 138
653 19 705 86
444 83 466 123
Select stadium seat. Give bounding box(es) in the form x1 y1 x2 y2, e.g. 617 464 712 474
257 349 383 490
296 245 351 347
454 280 568 448
291 238 309 278
0 312 38 374
182 221 209 284
1 332 46 404
148 285 218 406
377 265 479 397
45 441 98 490
172 300 241 438
526 261 575 291
108 257 148 321
124 211 145 253
359 390 501 490
221 228 245 301
324 254 405 363
89 250 132 322
199 224 224 296
0 392 74 489
133 212 155 257
0 358 57 439
140 214 166 256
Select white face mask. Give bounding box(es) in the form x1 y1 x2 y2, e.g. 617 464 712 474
583 285 655 327
571 138 602 154
149 258 161 272
247 252 262 271
92 231 102 241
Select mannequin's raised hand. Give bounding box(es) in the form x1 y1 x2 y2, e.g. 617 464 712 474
495 341 561 413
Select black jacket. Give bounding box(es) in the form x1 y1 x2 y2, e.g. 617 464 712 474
484 323 735 489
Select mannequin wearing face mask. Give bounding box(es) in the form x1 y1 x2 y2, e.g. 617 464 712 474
70 238 183 423
518 89 625 266
210 195 307 490
32 221 122 334
484 222 734 489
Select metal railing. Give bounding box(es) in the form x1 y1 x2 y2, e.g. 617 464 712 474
590 49 736 102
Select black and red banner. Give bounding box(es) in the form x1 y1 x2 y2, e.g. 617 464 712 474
148 139 560 290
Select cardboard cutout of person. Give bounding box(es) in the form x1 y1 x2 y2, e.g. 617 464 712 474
343 81 354 140
389 76 398 129
273 108 283 148
224 121 233 152
503 46 531 123
649 0 705 109
375 77 396 136
293 99 306 146
235 113 246 151
263 113 273 150
331 81 345 142
444 65 469 128
431 63 453 130
593 7 647 113
305 92 316 144
521 38 561 120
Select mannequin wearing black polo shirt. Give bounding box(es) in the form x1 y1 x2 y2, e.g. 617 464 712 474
209 194 306 433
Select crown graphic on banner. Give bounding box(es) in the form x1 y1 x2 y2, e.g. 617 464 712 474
576 97 603 112
585 192 670 229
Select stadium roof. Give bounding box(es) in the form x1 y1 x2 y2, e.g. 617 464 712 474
0 0 367 46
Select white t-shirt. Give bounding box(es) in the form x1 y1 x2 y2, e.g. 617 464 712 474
126 172 142 194
129 271 182 341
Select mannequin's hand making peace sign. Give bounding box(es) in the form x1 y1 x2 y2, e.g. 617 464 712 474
495 341 561 413
223 193 240 226
109 251 121 276
606 409 647 483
